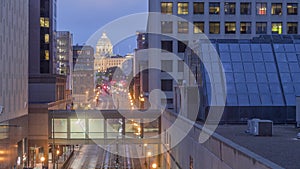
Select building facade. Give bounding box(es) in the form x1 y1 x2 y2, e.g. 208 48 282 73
57 31 73 90
0 0 29 168
148 0 300 109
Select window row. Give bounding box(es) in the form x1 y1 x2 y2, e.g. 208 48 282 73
161 21 298 34
161 2 298 15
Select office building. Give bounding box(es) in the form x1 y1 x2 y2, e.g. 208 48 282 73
0 0 29 168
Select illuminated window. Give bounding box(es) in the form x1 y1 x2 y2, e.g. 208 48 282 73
45 50 50 60
240 3 251 15
240 22 251 34
193 22 204 33
225 22 236 34
193 2 204 14
44 18 49 27
178 2 189 15
40 17 45 27
178 21 188 33
224 2 235 15
287 22 298 34
209 2 220 14
209 22 220 34
287 3 298 15
161 2 173 14
161 21 173 34
45 34 49 43
256 3 267 15
271 3 282 15
272 22 282 34
256 22 267 34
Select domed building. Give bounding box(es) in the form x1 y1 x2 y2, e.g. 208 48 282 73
95 32 113 57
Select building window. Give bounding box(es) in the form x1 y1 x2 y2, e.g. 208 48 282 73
178 41 188 53
45 50 49 60
161 21 173 34
256 22 267 34
161 2 173 14
272 22 282 34
287 3 298 15
240 22 251 34
178 61 184 72
209 2 220 14
178 21 189 34
161 41 173 52
240 3 251 15
40 17 50 27
225 22 236 34
194 22 204 33
209 22 220 34
287 22 298 34
193 2 204 14
271 3 282 15
161 60 173 72
161 80 173 91
45 34 49 43
224 2 235 15
178 2 189 15
256 3 267 15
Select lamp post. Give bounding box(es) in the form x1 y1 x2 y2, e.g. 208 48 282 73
56 149 60 169
151 163 157 169
147 151 152 169
40 156 45 168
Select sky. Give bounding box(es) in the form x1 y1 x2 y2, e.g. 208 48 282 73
57 0 148 55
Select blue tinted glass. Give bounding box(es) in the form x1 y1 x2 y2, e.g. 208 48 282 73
240 44 251 51
280 73 292 82
252 53 263 61
241 53 252 61
245 73 257 82
285 94 296 105
291 73 300 82
261 44 272 52
251 44 261 52
229 44 240 52
257 73 268 82
243 63 255 72
286 53 298 62
295 44 300 52
269 84 281 93
278 63 290 72
247 84 259 93
223 62 233 72
238 94 249 106
236 83 247 93
227 83 236 94
272 94 284 106
275 53 287 62
273 44 285 52
263 53 274 62
231 53 242 61
234 73 245 82
220 52 231 62
288 63 300 72
265 63 277 72
226 73 234 81
219 44 229 52
254 63 266 72
233 63 244 72
249 94 261 105
267 73 279 83
260 94 272 105
284 44 296 52
258 84 270 93
294 83 300 95
227 94 238 105
282 83 294 93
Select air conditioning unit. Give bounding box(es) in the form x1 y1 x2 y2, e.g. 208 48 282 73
252 120 273 136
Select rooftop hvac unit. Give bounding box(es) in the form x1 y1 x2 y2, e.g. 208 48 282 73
252 120 273 136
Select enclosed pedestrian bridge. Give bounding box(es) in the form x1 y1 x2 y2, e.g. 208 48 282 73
49 109 162 145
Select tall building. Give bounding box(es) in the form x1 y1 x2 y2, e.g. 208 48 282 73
148 0 300 109
73 45 95 109
28 0 66 167
57 31 73 90
0 0 29 168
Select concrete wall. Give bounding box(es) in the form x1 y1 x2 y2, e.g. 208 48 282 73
162 111 284 169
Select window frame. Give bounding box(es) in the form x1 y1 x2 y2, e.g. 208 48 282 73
256 22 267 34
209 22 220 34
240 22 252 34
256 2 267 15
193 22 204 34
193 2 204 14
224 2 236 15
178 2 189 15
209 2 220 15
240 2 251 15
225 22 236 34
161 2 173 14
287 3 298 15
271 3 282 15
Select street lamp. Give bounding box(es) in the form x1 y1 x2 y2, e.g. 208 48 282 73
147 151 152 169
40 156 45 168
151 163 157 169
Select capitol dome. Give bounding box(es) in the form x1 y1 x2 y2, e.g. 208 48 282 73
96 32 113 57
